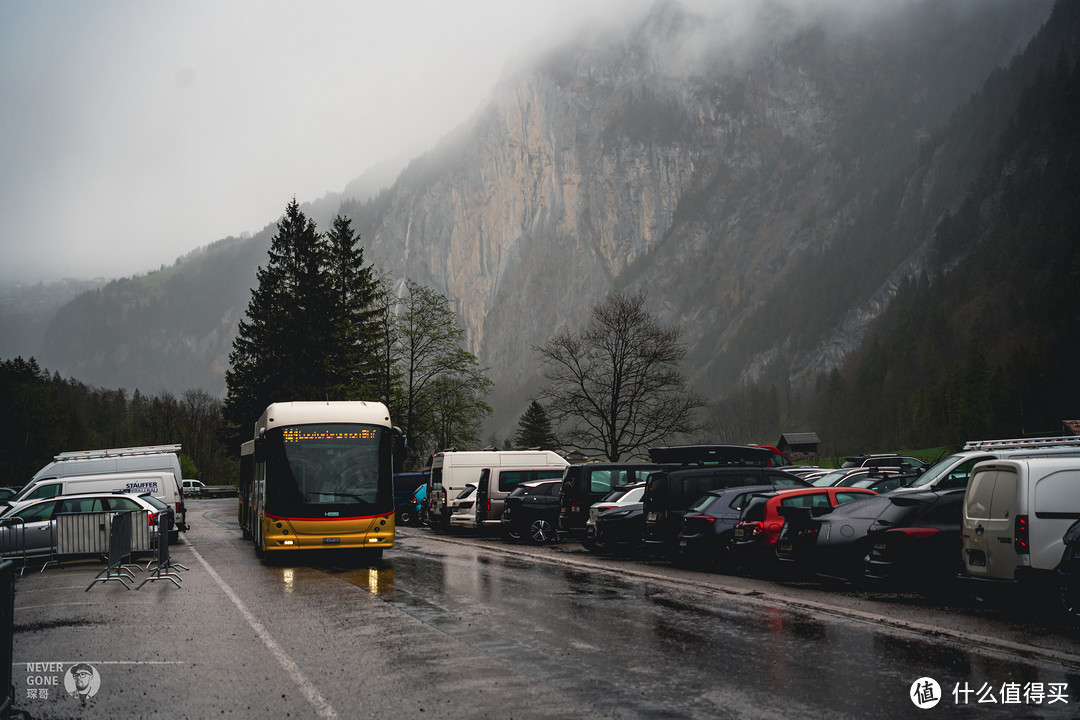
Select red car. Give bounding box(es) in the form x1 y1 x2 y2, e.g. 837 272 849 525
732 487 877 572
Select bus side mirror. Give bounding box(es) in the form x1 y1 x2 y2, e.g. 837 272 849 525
392 427 407 474
253 431 266 463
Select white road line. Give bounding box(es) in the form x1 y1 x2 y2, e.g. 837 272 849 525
186 542 339 719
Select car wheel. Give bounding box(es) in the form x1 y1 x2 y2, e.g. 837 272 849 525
529 519 555 543
398 509 412 526
504 524 522 541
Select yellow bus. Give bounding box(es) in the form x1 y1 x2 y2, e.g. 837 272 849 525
238 401 401 558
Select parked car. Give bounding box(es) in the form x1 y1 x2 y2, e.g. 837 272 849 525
1059 519 1080 618
593 500 648 556
732 487 877 572
584 482 646 551
841 454 928 473
558 463 664 542
775 493 899 582
863 488 967 595
501 479 563 543
676 485 775 569
642 445 810 558
447 484 478 528
962 456 1080 589
393 471 429 525
0 492 169 558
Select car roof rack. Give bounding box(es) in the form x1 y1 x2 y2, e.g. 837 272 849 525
648 445 772 466
53 444 182 461
961 436 1080 451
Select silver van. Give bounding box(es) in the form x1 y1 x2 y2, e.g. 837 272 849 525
450 466 567 530
962 456 1080 584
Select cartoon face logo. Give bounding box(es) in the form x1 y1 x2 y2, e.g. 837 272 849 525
64 663 101 700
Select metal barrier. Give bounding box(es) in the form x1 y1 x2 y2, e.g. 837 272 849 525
137 513 185 589
1 560 29 719
44 510 151 572
0 521 28 577
85 513 138 591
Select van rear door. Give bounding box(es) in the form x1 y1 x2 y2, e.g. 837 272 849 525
963 465 1019 578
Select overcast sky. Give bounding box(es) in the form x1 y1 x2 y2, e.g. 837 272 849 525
0 0 637 283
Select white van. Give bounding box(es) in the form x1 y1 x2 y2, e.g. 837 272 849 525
4 471 183 541
12 445 187 537
449 465 568 530
962 456 1080 583
427 450 568 526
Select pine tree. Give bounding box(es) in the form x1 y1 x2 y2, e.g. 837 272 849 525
325 214 382 398
223 198 336 444
514 400 560 450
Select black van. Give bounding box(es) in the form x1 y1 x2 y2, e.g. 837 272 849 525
558 463 665 542
641 445 809 557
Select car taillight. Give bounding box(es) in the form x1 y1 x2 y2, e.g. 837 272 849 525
1015 515 1029 554
571 502 581 514
148 512 158 526
887 527 940 539
687 515 715 524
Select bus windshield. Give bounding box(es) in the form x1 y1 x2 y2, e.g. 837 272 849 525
265 423 389 515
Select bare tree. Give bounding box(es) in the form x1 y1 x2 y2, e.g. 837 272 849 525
535 291 706 461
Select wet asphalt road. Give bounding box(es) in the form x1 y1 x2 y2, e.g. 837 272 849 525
10 498 1080 719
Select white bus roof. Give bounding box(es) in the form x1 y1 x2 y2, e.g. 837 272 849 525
256 401 392 435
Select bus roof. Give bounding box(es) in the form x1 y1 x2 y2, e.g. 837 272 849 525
256 401 392 435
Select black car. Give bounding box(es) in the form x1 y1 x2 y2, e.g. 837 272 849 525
1059 519 1080 618
775 493 897 581
501 479 562 543
558 463 663 543
863 488 966 595
642 451 809 558
676 485 776 569
594 502 646 556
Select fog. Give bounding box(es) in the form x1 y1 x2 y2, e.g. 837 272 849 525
0 0 984 284
0 0 642 283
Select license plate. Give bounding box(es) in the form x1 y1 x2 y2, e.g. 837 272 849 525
679 539 687 547
646 512 658 522
734 528 744 539
874 542 886 552
967 549 985 567
323 537 341 544
779 542 792 552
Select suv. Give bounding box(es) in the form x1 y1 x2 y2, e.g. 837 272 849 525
558 463 664 542
501 479 563 543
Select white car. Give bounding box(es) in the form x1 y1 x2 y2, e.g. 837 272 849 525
0 492 171 558
448 484 479 529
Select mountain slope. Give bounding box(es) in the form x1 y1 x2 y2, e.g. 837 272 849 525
30 0 1062 442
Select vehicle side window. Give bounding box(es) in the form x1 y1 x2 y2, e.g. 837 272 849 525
728 493 752 511
102 497 141 512
27 484 62 501
13 500 60 523
535 469 564 481
499 471 529 492
545 483 561 497
835 492 869 505
767 472 804 488
57 498 103 514
589 470 614 493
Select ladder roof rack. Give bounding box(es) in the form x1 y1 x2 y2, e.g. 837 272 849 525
962 436 1080 451
53 444 182 461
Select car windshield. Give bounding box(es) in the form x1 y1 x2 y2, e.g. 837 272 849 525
740 495 771 521
600 487 632 503
906 454 964 489
812 470 848 487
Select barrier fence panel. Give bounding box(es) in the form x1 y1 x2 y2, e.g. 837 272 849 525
0 521 27 575
1 560 12 717
85 515 136 591
55 512 110 556
137 513 184 589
